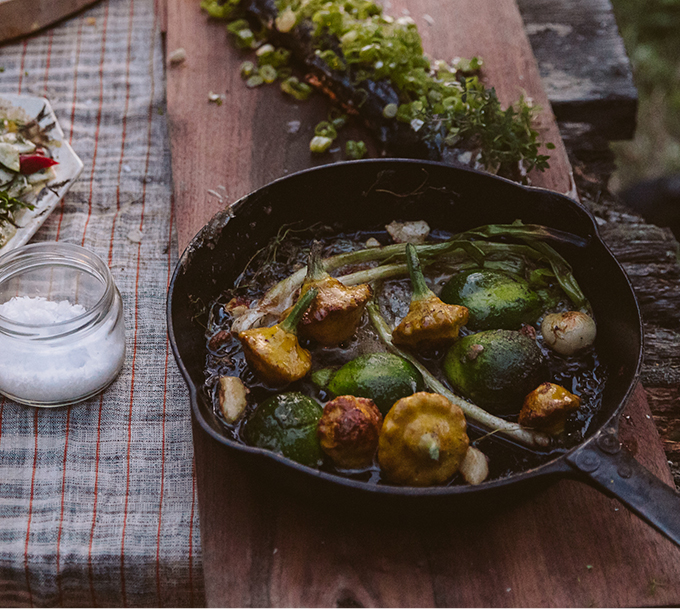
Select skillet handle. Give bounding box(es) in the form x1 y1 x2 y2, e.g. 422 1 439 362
566 428 680 548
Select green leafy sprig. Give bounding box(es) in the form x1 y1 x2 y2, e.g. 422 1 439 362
0 190 34 229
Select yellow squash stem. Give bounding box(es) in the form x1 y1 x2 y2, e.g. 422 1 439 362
392 243 469 349
296 242 372 345
238 288 318 386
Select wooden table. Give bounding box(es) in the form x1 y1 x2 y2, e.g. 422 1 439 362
165 0 680 604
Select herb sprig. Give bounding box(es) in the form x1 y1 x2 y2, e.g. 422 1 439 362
0 191 34 228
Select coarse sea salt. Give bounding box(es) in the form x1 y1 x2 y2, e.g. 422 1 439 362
0 295 86 324
0 295 126 404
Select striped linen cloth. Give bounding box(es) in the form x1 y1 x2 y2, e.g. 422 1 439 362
0 0 204 605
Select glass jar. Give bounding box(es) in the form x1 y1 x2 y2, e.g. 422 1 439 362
0 242 126 407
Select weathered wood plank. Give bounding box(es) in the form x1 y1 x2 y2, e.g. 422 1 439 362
167 0 680 606
572 159 680 488
645 386 680 488
0 0 98 42
517 0 638 142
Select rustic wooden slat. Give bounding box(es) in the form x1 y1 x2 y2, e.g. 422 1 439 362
158 0 168 34
0 0 98 43
517 0 638 142
166 0 680 605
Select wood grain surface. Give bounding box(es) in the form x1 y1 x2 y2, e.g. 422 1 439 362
165 0 680 605
0 0 99 42
518 0 638 142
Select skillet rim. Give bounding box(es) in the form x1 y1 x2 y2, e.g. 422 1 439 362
167 158 644 499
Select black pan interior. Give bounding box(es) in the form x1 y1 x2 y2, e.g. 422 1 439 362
168 159 642 500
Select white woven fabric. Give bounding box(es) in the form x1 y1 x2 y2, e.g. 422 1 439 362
0 0 204 605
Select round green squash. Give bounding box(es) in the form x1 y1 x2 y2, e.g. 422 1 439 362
443 329 545 414
440 269 543 330
244 392 324 467
327 352 424 416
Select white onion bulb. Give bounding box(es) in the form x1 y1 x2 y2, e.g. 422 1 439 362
541 311 597 356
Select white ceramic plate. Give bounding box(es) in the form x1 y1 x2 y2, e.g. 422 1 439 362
0 94 84 253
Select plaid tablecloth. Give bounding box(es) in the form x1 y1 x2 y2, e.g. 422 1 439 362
0 0 204 605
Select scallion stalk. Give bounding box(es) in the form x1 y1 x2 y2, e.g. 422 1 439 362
230 222 590 332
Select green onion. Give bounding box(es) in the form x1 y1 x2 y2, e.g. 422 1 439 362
317 49 346 71
382 103 398 119
226 20 256 49
246 75 264 88
272 48 291 68
309 135 333 153
230 222 591 333
314 120 337 139
280 77 313 100
275 7 297 32
329 110 348 130
259 64 278 83
276 67 293 80
345 140 367 159
264 0 552 175
256 43 275 60
200 0 239 19
240 61 256 79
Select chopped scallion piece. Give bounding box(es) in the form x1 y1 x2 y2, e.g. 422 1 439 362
246 75 265 88
240 61 256 79
200 0 238 19
259 64 278 83
382 103 398 119
280 77 313 100
275 7 297 32
314 121 337 139
309 135 333 153
345 140 367 159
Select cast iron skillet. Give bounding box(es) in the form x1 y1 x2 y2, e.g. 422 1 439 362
167 159 680 546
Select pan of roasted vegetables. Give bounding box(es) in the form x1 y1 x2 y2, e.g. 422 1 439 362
167 159 680 545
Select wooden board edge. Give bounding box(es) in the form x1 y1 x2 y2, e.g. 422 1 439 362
0 0 100 43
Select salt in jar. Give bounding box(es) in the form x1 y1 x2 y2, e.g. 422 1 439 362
0 242 125 407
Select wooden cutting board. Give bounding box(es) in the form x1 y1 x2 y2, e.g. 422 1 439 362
0 0 99 42
165 0 680 605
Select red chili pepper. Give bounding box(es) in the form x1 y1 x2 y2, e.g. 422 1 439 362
19 154 59 175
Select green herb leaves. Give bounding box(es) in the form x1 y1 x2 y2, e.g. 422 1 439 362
0 190 34 228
